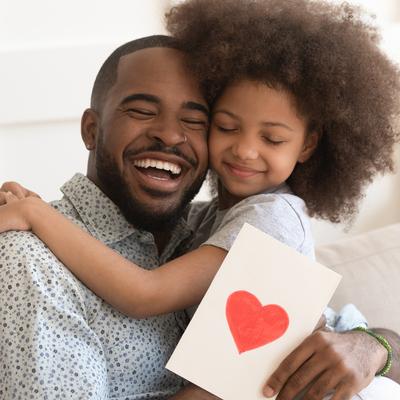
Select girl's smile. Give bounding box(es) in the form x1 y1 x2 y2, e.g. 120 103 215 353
223 161 265 179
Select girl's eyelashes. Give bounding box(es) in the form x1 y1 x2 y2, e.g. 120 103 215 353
262 136 285 145
215 124 285 145
216 125 238 132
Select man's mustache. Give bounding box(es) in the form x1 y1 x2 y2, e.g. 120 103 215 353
124 142 198 168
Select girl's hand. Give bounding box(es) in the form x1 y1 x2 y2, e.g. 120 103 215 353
0 195 37 232
0 181 40 202
0 191 19 205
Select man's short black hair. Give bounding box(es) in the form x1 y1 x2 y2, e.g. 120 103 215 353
91 35 181 111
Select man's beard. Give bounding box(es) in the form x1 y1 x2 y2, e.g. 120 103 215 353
95 139 206 233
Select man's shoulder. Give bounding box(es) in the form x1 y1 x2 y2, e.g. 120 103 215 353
50 197 79 219
0 196 81 261
0 229 51 262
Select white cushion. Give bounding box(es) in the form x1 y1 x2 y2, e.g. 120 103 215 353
316 224 400 331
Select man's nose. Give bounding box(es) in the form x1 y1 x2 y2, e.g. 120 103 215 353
232 135 259 160
146 117 186 147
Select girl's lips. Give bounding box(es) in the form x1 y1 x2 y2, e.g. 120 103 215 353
224 162 262 178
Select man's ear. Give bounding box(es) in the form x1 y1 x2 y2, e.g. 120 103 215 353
297 131 319 163
81 109 99 151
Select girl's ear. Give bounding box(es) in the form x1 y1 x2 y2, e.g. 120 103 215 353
81 109 99 151
297 131 319 163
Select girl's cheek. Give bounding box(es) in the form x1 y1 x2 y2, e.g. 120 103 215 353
208 126 218 142
208 141 223 171
208 129 221 153
208 146 219 168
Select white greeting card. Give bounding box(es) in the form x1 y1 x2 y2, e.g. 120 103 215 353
166 223 341 400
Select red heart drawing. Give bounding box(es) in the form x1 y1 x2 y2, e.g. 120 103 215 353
226 290 289 354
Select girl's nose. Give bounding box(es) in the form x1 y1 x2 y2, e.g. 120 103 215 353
232 136 259 160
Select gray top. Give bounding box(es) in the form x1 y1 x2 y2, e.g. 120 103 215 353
187 183 315 258
0 173 191 400
186 184 367 330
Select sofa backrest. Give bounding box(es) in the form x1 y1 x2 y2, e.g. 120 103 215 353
316 223 400 332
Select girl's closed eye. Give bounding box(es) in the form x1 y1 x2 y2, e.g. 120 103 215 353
262 135 286 145
212 113 239 133
217 125 238 132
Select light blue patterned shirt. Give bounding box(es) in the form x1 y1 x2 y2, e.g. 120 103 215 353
0 173 192 400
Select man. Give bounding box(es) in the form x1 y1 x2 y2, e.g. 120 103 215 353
0 35 399 400
0 35 209 399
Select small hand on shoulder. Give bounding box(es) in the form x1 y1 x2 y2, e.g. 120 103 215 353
0 181 43 232
0 181 40 201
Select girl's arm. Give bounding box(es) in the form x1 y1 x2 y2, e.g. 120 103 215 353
0 197 226 317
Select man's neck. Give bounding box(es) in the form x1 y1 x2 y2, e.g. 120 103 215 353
85 173 179 255
153 231 172 255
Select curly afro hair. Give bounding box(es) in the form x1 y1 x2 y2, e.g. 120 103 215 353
166 0 400 223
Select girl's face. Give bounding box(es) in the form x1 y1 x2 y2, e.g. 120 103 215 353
209 80 318 204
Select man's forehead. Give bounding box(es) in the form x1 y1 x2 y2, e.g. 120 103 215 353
108 47 207 108
117 47 192 86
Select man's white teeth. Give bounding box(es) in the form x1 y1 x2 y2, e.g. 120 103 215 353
133 158 181 175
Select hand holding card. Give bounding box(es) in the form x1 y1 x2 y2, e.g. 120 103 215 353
167 224 341 400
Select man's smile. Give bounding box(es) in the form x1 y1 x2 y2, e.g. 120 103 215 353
133 158 182 176
127 152 192 192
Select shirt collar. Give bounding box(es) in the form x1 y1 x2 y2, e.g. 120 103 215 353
61 173 135 245
60 173 193 254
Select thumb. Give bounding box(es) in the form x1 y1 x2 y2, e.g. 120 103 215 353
313 314 327 332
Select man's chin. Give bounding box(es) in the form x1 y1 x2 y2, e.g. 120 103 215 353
94 143 205 233
121 202 184 233
139 186 184 200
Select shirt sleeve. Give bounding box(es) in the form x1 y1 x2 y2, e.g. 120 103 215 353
203 194 308 254
324 304 368 332
0 231 108 399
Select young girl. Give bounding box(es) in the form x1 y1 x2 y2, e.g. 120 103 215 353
0 0 399 321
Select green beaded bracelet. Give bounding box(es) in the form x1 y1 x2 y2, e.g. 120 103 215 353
352 326 393 376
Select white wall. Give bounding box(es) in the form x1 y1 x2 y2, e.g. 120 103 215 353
310 0 400 244
1 0 399 245
0 0 170 199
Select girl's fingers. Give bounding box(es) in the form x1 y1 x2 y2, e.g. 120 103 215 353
0 182 29 199
0 191 19 205
0 191 10 205
0 192 5 205
27 190 41 199
0 182 41 200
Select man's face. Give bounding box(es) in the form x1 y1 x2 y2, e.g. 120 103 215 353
86 48 209 232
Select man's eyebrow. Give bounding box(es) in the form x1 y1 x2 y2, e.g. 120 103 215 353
120 93 160 106
183 101 209 117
